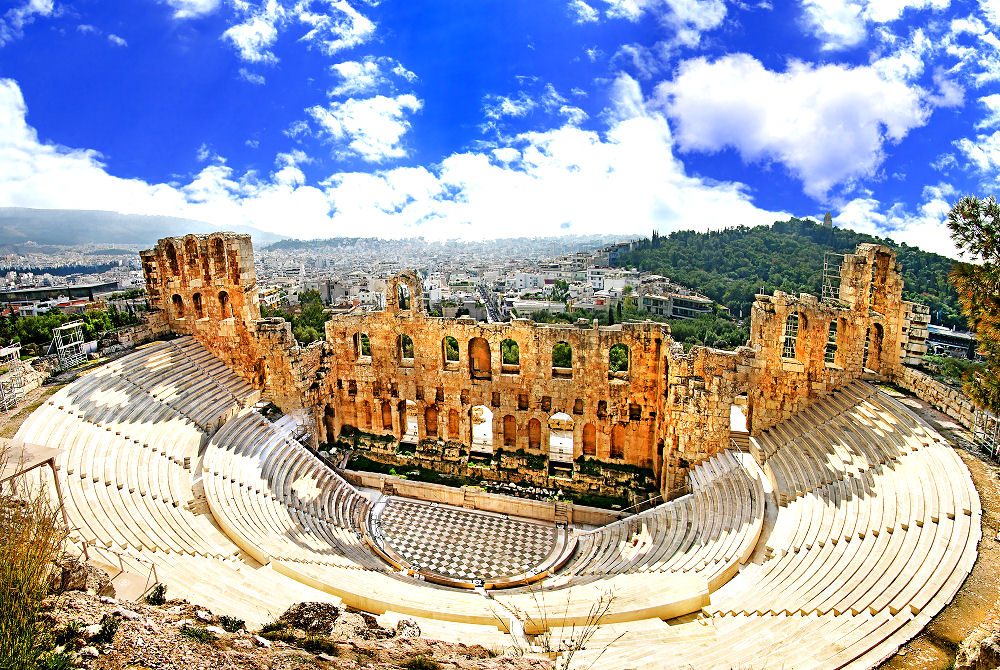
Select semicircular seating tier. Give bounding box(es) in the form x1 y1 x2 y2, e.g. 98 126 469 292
552 449 766 592
564 381 981 670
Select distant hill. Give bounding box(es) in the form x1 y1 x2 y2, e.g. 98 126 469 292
616 218 963 329
0 208 286 247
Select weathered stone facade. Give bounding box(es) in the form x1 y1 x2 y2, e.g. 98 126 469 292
746 243 923 433
140 234 930 499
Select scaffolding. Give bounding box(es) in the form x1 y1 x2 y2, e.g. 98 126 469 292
0 344 24 411
52 321 86 371
974 408 1000 460
822 252 845 305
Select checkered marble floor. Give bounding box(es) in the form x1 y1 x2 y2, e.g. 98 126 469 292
375 498 556 581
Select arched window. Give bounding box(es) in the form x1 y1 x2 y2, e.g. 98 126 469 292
503 415 517 446
166 244 180 274
501 338 519 372
471 405 494 453
442 336 459 368
867 323 884 371
218 291 233 318
611 424 625 459
781 313 799 360
448 409 459 439
528 418 541 449
609 343 630 379
469 337 491 379
185 238 198 267
398 334 414 364
354 333 371 360
552 341 572 376
398 283 410 311
211 238 226 270
583 423 597 455
361 402 372 430
192 292 203 318
171 294 184 319
381 402 393 430
824 321 838 364
425 406 439 438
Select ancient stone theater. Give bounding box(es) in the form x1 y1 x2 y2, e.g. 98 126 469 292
13 232 983 669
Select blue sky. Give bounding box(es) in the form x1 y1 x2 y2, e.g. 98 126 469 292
1 0 999 254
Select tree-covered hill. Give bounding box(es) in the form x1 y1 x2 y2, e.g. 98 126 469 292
616 219 963 329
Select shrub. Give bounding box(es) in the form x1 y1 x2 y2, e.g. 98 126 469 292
37 650 76 670
92 614 118 645
403 655 441 670
52 621 82 647
300 635 338 655
259 620 286 634
0 452 65 670
179 625 214 644
144 583 167 606
218 615 244 633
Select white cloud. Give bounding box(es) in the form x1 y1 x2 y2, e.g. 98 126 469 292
306 94 422 162
163 0 221 18
107 34 127 47
328 57 415 96
983 0 1000 25
568 0 600 23
659 54 930 199
602 0 727 47
955 129 1000 181
976 93 1000 128
802 0 949 50
238 67 266 85
835 184 960 257
0 0 55 46
76 24 98 34
0 74 795 242
223 0 285 63
296 0 375 56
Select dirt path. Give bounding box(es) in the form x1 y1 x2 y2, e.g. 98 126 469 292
878 390 1000 669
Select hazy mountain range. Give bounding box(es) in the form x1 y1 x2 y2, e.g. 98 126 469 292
0 208 284 247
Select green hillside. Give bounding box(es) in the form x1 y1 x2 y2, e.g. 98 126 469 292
616 218 962 329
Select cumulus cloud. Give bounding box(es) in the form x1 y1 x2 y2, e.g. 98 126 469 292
223 0 285 63
0 74 796 241
238 67 266 85
954 129 1000 183
802 0 950 50
658 54 930 199
0 0 55 46
328 57 415 97
163 0 221 18
296 0 375 56
107 34 127 47
602 0 727 47
306 94 423 162
568 0 600 23
835 184 960 257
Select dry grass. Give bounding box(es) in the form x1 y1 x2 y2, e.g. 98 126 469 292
0 447 66 669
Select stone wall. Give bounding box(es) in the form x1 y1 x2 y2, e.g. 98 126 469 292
140 233 934 499
893 365 976 428
746 244 918 434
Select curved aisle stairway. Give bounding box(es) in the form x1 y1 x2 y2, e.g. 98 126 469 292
563 382 981 670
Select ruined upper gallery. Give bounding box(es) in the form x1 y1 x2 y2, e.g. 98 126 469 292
139 233 929 497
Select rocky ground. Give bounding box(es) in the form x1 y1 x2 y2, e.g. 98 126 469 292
40 588 550 670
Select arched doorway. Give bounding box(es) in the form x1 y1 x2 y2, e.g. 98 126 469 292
548 412 574 464
470 405 494 453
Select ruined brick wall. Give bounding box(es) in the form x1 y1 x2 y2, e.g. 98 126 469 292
141 233 326 419
662 344 753 492
322 274 669 478
746 244 913 434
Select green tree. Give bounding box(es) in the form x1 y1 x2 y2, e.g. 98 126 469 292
946 195 1000 412
609 343 628 372
551 279 569 303
501 339 519 365
444 336 459 361
552 341 572 368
